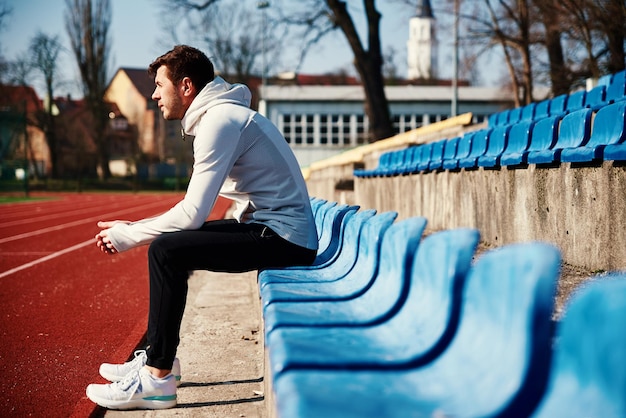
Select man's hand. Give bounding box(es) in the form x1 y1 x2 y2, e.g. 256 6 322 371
95 220 130 255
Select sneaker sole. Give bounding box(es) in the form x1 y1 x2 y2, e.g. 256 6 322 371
86 390 177 410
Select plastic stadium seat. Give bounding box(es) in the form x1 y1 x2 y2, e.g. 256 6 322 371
416 142 434 172
507 107 522 125
273 243 561 418
439 137 460 170
259 208 374 288
488 112 499 127
266 229 479 375
549 94 568 116
261 211 397 310
398 146 422 175
531 276 626 418
561 101 626 163
263 217 426 333
585 84 607 111
262 204 358 276
565 89 586 113
606 69 626 104
458 129 490 168
520 102 536 121
534 99 550 120
443 133 473 170
496 109 510 126
527 108 592 165
477 125 511 168
427 140 446 171
500 120 535 166
354 152 393 178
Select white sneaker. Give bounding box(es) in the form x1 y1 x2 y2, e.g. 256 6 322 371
86 367 177 410
99 350 182 387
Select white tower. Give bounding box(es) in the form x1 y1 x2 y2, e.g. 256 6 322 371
407 0 437 80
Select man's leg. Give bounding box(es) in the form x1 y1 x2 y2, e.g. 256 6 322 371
145 220 315 371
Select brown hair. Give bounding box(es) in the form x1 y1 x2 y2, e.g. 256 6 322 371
148 45 215 91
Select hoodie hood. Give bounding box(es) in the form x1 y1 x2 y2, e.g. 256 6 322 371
181 76 252 136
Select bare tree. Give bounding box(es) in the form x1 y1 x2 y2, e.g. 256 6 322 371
163 0 394 142
31 32 62 178
65 0 112 179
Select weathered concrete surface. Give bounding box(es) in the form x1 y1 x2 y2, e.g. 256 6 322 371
353 161 626 271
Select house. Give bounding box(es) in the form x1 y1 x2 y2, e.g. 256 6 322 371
0 84 48 178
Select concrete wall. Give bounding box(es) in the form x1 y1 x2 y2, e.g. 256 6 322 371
347 161 626 271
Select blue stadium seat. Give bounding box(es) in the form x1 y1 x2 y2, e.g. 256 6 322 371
427 139 446 171
487 112 499 127
259 208 374 289
399 145 422 175
507 107 522 125
263 217 426 332
534 99 551 120
416 142 434 172
520 102 537 121
496 109 511 126
273 243 560 418
266 228 479 375
606 69 626 104
531 276 626 418
458 129 490 169
561 101 626 163
527 108 592 165
477 125 511 168
262 204 358 276
439 136 460 170
566 89 586 113
354 152 392 178
549 94 568 116
443 132 473 170
500 120 535 166
378 149 405 177
585 84 607 110
261 211 397 311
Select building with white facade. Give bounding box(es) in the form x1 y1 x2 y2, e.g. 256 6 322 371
407 0 437 80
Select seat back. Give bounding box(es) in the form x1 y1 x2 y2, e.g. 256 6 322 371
585 101 626 148
442 137 460 161
528 115 561 152
455 132 474 159
384 228 479 365
484 125 510 157
315 204 359 266
553 108 593 150
417 143 435 171
532 276 626 418
566 90 586 112
428 140 447 170
521 103 536 121
549 95 568 116
534 99 551 120
585 85 607 110
346 216 427 323
508 107 522 125
504 120 534 154
606 69 626 104
442 243 560 418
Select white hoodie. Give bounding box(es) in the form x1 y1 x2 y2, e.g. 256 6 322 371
107 76 318 252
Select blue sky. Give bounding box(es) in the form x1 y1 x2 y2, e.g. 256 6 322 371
1 0 478 98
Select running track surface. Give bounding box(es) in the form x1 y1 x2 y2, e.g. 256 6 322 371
0 192 232 417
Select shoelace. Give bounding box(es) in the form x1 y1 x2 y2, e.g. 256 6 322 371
113 369 143 402
126 350 147 369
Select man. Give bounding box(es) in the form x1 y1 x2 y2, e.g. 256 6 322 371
86 45 318 410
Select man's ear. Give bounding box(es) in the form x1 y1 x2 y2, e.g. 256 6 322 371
180 77 196 97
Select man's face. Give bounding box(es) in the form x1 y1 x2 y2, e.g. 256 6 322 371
152 66 186 120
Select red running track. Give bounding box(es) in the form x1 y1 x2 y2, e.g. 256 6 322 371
0 192 232 417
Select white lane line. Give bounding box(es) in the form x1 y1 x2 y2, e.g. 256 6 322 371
0 203 127 227
0 200 174 244
0 238 93 279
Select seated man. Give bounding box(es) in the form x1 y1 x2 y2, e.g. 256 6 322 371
86 45 318 410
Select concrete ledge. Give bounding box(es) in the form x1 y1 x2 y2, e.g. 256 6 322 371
354 161 626 271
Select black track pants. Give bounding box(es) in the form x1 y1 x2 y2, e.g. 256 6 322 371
145 220 316 370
